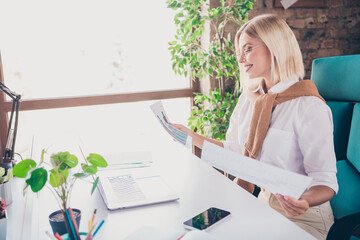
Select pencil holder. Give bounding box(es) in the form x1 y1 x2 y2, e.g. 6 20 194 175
61 232 88 240
49 208 81 235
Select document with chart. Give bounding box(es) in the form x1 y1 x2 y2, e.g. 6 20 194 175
150 101 192 148
201 141 312 199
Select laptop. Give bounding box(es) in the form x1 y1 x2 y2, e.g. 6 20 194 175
97 166 179 210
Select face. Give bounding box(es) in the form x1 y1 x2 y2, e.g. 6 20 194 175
238 33 273 87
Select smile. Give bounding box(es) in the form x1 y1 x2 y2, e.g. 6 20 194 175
244 64 253 72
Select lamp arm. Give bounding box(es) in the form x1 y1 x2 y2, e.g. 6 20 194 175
0 81 20 100
0 81 21 165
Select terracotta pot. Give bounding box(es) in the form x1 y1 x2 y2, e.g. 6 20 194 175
48 208 81 236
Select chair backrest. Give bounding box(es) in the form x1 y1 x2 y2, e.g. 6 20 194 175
311 55 360 220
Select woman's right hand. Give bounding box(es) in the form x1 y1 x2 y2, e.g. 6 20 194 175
171 123 192 137
171 123 223 149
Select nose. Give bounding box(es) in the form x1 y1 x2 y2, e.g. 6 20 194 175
238 54 246 63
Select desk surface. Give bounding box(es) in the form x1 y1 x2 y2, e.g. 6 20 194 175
7 142 315 240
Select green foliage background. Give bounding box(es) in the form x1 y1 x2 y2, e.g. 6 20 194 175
167 0 254 140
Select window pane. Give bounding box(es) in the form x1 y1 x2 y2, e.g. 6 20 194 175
14 98 191 160
0 1 188 100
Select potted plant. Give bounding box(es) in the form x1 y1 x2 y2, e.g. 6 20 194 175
13 149 108 235
0 197 7 240
167 0 254 141
0 167 13 205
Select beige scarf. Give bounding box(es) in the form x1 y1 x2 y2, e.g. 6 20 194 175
237 80 325 193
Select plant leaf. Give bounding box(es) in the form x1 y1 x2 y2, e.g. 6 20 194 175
73 172 90 178
1 169 13 183
49 168 68 187
51 152 78 169
0 168 12 184
91 177 99 195
26 168 47 192
87 153 107 168
81 164 97 174
40 149 46 164
64 154 78 168
13 159 37 178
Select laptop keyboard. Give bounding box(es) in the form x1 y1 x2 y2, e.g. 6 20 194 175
108 175 146 203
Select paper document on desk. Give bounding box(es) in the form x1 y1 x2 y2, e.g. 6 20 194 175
150 101 192 148
201 141 312 199
101 151 153 169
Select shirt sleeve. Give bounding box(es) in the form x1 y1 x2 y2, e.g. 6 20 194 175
222 94 246 155
297 97 338 193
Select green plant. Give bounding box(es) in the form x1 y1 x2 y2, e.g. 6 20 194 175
188 89 238 140
0 167 13 184
13 150 107 211
167 0 254 139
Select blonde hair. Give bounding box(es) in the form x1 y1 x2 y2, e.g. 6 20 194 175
235 14 304 88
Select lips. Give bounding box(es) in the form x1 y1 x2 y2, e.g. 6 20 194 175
244 64 253 72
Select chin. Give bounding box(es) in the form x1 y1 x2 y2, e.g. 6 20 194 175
247 73 259 79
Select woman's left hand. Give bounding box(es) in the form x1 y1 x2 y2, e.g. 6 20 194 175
275 194 309 217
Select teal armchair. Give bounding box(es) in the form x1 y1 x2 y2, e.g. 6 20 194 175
311 55 360 240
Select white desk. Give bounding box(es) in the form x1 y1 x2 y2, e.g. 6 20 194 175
7 142 315 239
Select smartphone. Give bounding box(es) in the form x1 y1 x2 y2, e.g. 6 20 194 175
183 207 231 231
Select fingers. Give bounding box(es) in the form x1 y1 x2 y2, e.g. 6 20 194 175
275 194 309 217
275 194 298 217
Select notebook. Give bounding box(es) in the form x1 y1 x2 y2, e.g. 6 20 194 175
97 166 179 210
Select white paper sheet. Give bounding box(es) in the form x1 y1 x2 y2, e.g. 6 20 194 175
100 151 153 169
150 101 192 148
201 141 312 199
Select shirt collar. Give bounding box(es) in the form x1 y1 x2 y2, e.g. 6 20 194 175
267 75 299 94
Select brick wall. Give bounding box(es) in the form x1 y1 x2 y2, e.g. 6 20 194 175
249 0 360 78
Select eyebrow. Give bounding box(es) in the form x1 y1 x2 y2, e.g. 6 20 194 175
241 43 254 49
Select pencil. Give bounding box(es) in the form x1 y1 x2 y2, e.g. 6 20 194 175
45 231 57 240
68 208 81 240
65 209 77 240
85 222 95 240
54 232 64 240
88 220 91 232
90 209 97 227
63 211 75 240
92 220 105 237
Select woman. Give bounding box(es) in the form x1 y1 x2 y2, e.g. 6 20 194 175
173 14 338 239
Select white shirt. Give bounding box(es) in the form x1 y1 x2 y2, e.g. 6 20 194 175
223 77 339 193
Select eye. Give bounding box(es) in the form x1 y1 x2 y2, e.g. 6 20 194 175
244 47 253 53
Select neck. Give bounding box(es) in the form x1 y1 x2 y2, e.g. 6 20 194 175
263 78 276 93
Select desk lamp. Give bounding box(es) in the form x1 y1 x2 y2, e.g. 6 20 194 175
0 81 21 171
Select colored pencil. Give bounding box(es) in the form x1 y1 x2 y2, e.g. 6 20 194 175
92 220 105 237
90 209 97 228
45 231 57 240
68 208 81 240
54 232 64 240
65 209 77 240
62 211 75 240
